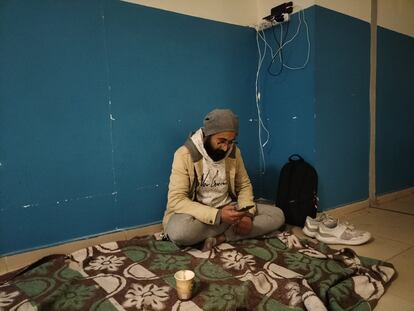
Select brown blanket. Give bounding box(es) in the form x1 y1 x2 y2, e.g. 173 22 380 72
0 232 396 310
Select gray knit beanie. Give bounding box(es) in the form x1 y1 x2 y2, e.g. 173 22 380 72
203 109 239 136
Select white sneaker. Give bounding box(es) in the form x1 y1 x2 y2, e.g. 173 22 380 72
302 213 337 238
315 222 371 245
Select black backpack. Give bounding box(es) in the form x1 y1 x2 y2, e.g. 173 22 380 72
276 154 318 227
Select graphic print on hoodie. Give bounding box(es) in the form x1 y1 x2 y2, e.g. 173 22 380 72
191 129 233 208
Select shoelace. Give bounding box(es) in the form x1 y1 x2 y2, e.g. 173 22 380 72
317 213 333 222
321 214 338 226
341 221 355 231
319 213 356 229
313 214 355 232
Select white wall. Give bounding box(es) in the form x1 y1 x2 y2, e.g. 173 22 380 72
123 0 315 26
378 0 414 37
256 0 314 21
316 0 414 37
122 0 257 27
316 0 371 23
123 0 414 37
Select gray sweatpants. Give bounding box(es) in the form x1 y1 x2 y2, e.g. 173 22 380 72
164 203 285 246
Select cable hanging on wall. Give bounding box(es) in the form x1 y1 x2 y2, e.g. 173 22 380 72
265 7 310 73
253 5 311 175
255 30 271 175
268 20 290 76
283 8 310 70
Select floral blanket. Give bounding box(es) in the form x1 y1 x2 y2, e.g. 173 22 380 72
0 232 395 310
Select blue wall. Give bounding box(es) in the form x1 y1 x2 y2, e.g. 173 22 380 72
103 1 258 228
1 2 413 255
314 6 370 209
255 6 371 210
0 0 257 255
376 26 414 194
255 7 316 201
0 0 113 254
257 6 414 209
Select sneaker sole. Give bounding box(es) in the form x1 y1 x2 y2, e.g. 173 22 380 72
315 233 371 245
302 226 317 238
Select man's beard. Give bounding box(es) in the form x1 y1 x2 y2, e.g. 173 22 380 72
204 137 227 161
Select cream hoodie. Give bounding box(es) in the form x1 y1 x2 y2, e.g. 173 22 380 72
190 128 232 208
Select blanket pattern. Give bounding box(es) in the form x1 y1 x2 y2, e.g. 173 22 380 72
0 232 395 310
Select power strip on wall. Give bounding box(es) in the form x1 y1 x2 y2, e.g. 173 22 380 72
252 13 290 32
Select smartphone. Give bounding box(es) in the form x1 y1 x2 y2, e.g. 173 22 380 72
236 205 254 212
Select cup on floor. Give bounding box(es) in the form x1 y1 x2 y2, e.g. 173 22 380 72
174 270 195 300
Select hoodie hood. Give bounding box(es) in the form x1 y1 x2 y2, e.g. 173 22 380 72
190 128 234 163
185 129 236 163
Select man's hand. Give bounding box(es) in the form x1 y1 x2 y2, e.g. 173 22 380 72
220 204 245 225
233 216 253 235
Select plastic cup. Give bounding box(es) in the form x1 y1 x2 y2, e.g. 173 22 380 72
174 270 195 300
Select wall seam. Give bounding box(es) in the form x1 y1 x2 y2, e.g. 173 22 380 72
369 0 377 207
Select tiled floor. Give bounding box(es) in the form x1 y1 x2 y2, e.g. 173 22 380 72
293 194 414 310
